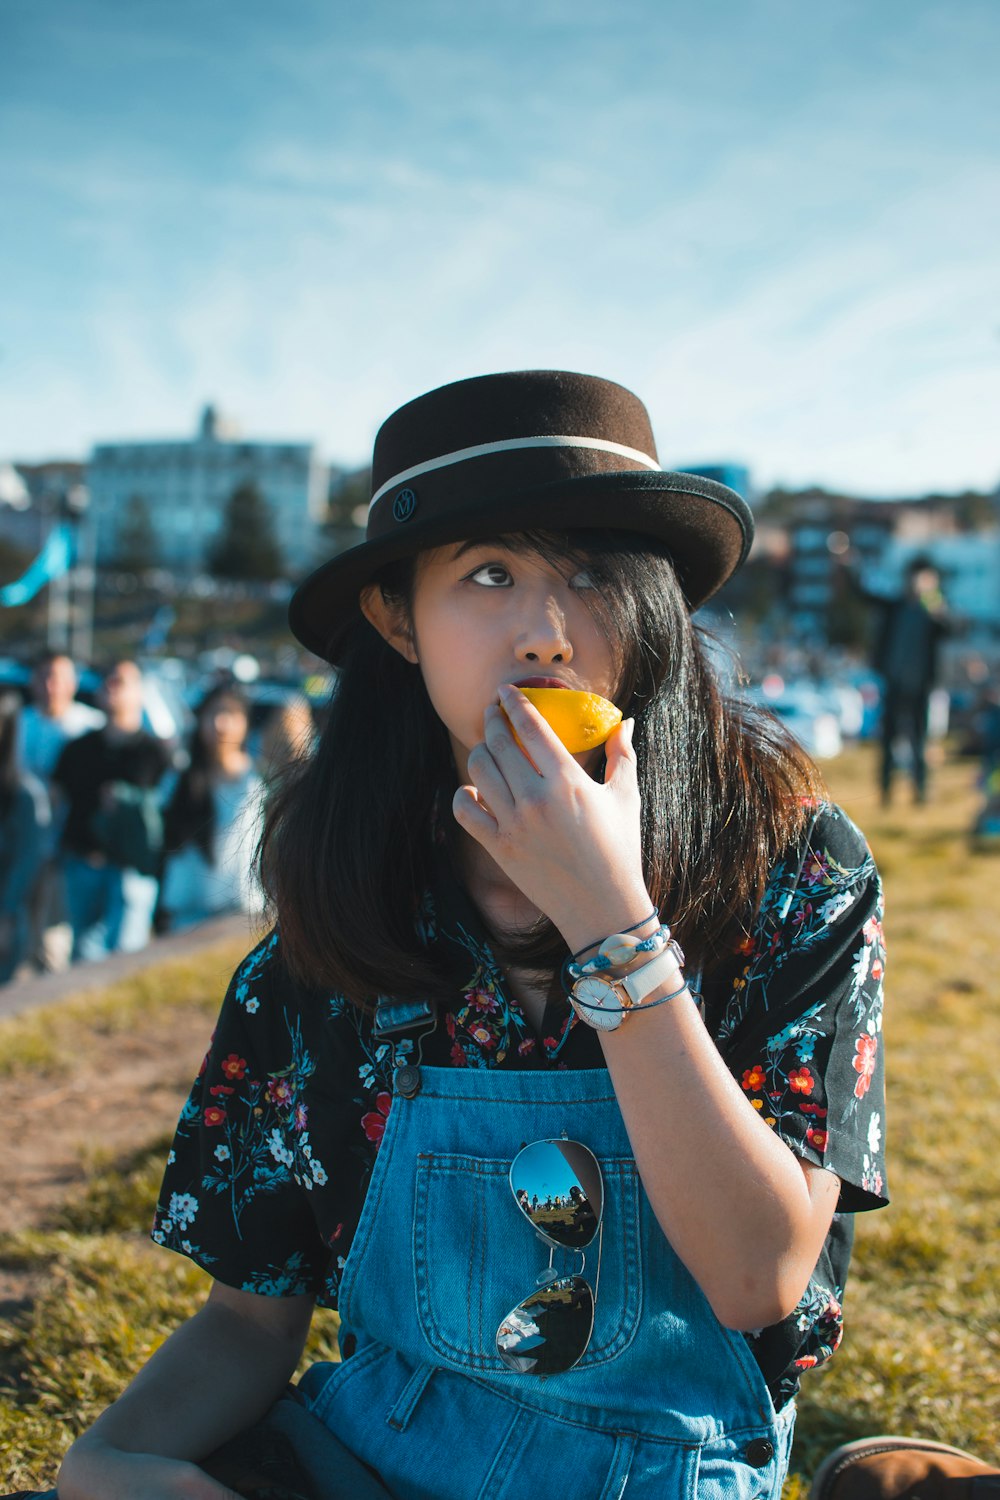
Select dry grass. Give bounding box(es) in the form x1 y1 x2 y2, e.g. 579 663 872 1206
784 744 1000 1491
1 744 998 1493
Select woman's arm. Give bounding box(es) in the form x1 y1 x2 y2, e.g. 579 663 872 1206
58 1281 314 1500
598 989 841 1329
455 691 840 1331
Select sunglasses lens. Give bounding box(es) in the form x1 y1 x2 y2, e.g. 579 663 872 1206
496 1276 595 1374
509 1139 603 1249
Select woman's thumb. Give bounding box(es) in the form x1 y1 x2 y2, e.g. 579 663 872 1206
604 717 636 780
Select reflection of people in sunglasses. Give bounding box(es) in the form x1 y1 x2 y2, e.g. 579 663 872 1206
45 372 959 1500
498 1280 594 1376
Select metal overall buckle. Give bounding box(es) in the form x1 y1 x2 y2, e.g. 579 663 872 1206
373 997 438 1099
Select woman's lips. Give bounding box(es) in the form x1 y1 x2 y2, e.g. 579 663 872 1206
512 676 570 689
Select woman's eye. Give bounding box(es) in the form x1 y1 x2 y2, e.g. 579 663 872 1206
469 564 513 587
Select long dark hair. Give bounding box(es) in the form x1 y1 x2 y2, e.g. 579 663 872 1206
164 683 250 859
0 692 21 819
260 530 825 1005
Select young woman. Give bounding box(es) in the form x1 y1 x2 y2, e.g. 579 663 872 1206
160 684 264 930
50 371 888 1499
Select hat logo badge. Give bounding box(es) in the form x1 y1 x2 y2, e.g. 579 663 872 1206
392 488 418 523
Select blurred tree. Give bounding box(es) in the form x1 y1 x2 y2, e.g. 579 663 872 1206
0 535 44 646
826 567 871 651
312 466 370 570
325 466 371 532
946 491 1000 532
115 493 157 574
0 534 29 581
207 482 284 580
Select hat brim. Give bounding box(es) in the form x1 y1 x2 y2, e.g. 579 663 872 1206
289 468 752 664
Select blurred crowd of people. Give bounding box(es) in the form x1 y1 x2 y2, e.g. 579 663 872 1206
4 563 1000 986
0 651 316 985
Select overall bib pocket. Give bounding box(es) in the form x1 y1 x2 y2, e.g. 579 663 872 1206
412 1151 643 1373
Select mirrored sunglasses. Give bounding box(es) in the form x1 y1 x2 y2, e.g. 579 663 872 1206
495 1138 604 1375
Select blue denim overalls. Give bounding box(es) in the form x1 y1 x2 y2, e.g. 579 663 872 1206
297 1063 795 1499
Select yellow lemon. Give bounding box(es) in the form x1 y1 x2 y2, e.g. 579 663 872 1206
515 687 623 753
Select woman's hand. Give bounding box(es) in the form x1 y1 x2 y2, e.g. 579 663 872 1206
452 685 653 952
58 1439 242 1499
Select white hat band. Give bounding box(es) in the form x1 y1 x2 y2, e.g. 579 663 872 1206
369 434 661 515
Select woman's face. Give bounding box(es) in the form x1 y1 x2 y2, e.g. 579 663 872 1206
372 540 618 783
202 696 248 753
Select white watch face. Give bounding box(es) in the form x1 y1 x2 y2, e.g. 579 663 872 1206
572 975 625 1031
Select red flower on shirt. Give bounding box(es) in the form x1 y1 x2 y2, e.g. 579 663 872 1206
203 1105 226 1127
852 1034 878 1098
806 1127 828 1151
361 1092 392 1144
742 1063 766 1092
788 1067 815 1094
803 851 831 885
267 1077 293 1106
221 1053 247 1081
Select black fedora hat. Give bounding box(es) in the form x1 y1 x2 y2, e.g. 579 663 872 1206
289 369 753 664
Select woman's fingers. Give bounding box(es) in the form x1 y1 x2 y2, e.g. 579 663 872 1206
466 732 518 812
603 717 637 786
452 784 500 845
493 684 573 778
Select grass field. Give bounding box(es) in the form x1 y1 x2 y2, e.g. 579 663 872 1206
1 744 998 1493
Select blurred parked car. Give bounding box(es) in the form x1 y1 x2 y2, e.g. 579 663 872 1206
746 676 844 760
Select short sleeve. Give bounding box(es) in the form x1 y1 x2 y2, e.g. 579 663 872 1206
153 930 344 1298
714 805 888 1212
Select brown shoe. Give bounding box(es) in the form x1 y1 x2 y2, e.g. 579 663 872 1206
811 1437 1000 1498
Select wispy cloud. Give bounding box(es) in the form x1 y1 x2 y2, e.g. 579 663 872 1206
1 0 997 495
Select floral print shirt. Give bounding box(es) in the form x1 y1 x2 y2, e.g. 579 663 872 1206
154 802 886 1409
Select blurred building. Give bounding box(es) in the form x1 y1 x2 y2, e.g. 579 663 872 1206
86 406 329 576
780 489 1000 649
873 532 1000 639
0 461 86 553
786 493 894 643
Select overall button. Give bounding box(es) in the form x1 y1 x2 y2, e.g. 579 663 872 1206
745 1438 775 1467
395 1064 422 1098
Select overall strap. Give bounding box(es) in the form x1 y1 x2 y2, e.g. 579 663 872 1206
374 997 438 1099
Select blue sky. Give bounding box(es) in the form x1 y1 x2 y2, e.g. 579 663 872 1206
2 0 997 495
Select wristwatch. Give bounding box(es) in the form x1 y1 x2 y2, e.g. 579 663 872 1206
569 942 685 1032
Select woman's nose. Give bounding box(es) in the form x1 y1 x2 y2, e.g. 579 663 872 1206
515 598 573 664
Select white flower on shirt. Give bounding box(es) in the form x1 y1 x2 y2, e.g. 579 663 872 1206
169 1193 199 1230
267 1128 295 1168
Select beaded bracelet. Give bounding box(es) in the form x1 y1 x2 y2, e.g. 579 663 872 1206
569 909 658 964
561 935 686 1006
567 922 673 980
